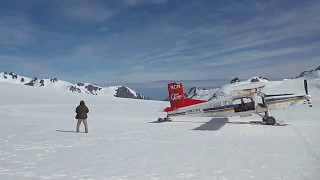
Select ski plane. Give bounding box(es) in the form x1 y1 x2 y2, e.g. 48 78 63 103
158 80 312 125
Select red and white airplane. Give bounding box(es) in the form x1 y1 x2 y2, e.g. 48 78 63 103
158 80 312 125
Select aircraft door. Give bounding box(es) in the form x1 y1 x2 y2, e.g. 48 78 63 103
233 97 255 113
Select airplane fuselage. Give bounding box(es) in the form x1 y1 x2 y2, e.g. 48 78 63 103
167 94 308 118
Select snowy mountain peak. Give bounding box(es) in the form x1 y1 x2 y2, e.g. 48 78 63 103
249 76 269 83
296 65 320 78
229 76 269 84
0 72 150 100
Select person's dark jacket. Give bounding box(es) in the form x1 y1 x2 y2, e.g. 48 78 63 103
76 103 89 119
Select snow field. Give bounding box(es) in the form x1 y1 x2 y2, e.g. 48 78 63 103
0 79 320 179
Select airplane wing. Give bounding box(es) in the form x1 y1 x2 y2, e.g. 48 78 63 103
217 81 267 97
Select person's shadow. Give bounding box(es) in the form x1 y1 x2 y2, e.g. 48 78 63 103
56 130 85 133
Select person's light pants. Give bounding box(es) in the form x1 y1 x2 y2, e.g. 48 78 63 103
77 119 88 133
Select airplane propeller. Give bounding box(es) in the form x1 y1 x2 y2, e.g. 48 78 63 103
304 79 312 107
304 79 308 95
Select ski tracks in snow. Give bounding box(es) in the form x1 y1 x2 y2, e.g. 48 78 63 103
291 123 320 161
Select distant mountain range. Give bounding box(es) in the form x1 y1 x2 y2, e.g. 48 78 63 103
0 72 150 100
1 66 318 101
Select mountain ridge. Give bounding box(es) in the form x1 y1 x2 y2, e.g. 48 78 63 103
0 72 150 100
296 65 320 78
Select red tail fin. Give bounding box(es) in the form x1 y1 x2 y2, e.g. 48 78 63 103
164 82 207 112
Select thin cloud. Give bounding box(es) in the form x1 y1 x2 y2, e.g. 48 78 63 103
0 16 33 46
60 0 114 21
0 55 60 79
122 0 167 6
130 65 145 71
205 46 313 67
98 26 111 32
239 58 320 79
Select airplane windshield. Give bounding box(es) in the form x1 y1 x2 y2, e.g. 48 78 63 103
258 92 266 98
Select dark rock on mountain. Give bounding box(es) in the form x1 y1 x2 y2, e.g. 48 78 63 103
40 79 45 86
74 83 103 95
297 71 308 78
86 84 95 94
85 84 101 95
69 85 81 93
9 72 18 79
50 78 58 82
3 72 18 79
250 76 269 82
296 65 320 78
25 77 38 86
230 77 241 84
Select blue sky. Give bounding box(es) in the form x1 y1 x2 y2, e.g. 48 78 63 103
0 0 319 84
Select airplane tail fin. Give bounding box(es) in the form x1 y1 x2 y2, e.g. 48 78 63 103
164 82 207 112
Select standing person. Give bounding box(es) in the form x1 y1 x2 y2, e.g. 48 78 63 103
75 100 89 133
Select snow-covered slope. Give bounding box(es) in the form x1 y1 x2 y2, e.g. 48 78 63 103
0 72 150 100
296 65 320 78
0 77 319 179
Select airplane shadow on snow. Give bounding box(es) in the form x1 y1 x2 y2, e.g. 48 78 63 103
151 117 288 131
193 117 228 131
193 118 288 131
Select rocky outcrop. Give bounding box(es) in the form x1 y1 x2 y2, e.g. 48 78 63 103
69 85 81 93
250 76 269 82
3 72 18 79
115 86 150 100
50 78 58 82
24 77 38 86
230 77 241 84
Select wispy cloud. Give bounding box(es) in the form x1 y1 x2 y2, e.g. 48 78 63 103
204 45 319 67
122 0 167 6
1 0 319 83
128 0 320 75
0 55 61 78
239 57 320 79
0 16 33 46
60 0 114 21
97 26 111 32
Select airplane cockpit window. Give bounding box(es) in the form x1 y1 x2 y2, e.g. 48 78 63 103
257 92 267 108
233 97 255 112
